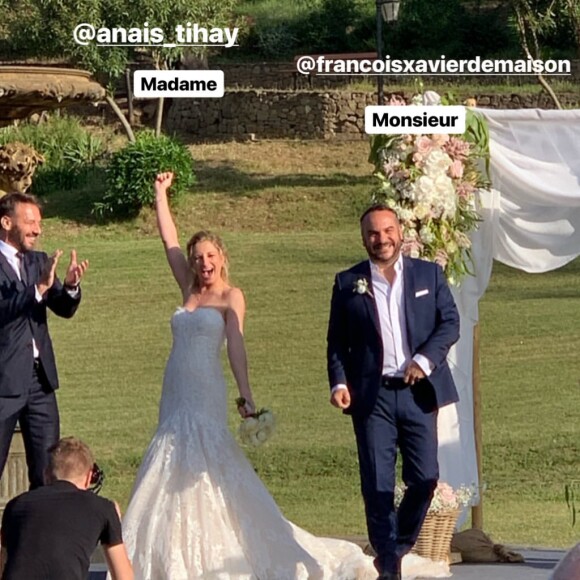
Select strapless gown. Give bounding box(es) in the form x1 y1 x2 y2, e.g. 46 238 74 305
120 307 379 579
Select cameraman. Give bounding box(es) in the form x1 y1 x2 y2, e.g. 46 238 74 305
0 437 133 580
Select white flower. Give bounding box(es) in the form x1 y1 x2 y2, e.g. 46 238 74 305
419 225 435 244
445 240 459 255
422 90 442 106
455 231 471 249
424 150 453 178
353 278 373 297
242 417 258 430
396 481 476 514
413 203 432 221
238 408 276 447
396 207 415 224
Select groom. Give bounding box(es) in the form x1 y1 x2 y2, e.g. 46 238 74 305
326 204 460 580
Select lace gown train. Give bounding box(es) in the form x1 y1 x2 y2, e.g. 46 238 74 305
121 307 378 579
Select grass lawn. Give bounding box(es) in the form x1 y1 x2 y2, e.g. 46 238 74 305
34 139 580 548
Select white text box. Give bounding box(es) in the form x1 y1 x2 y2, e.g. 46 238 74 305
365 106 466 134
134 70 224 98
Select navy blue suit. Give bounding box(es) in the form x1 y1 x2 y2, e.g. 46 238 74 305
0 250 81 488
327 256 459 575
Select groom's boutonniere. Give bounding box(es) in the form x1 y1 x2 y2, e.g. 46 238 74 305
353 277 373 298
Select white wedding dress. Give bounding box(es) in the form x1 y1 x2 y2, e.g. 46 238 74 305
120 307 378 580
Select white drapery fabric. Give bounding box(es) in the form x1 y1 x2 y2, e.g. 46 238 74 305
436 109 580 523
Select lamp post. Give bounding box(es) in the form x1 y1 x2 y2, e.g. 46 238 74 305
376 0 401 105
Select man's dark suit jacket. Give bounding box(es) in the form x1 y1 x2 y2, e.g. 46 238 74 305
327 256 460 417
0 250 81 398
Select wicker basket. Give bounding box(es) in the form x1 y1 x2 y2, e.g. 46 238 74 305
412 508 461 562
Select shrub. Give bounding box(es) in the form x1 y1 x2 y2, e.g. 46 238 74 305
0 115 106 194
94 131 195 219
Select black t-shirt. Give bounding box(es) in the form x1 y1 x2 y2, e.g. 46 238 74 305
1 480 123 580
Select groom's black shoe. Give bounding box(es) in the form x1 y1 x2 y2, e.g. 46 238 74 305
374 557 401 580
377 573 401 580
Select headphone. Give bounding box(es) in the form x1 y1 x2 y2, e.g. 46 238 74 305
89 463 104 495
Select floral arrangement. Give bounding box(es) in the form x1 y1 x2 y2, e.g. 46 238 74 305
369 91 491 285
395 481 476 515
236 398 276 447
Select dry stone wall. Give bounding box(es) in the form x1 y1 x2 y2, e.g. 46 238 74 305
166 89 580 141
216 60 580 90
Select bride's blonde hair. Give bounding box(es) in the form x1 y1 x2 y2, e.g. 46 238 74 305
186 230 229 291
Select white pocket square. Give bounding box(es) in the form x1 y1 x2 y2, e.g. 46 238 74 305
415 289 429 298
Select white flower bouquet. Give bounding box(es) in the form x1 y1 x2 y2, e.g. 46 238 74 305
369 91 491 285
395 481 476 515
236 397 276 447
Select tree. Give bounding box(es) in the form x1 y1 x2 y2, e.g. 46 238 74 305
1 0 237 139
510 0 579 109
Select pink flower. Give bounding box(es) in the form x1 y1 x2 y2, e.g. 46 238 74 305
393 169 410 181
443 137 470 161
448 159 464 179
415 136 434 157
401 237 424 259
437 482 456 504
412 152 424 166
382 160 399 177
434 249 449 269
388 94 407 106
431 134 449 147
457 181 475 199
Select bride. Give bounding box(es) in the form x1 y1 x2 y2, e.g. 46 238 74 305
119 172 378 579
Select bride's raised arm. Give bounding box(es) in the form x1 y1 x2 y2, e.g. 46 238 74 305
154 172 191 298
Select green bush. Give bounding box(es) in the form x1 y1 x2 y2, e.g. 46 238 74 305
94 131 195 219
0 115 106 194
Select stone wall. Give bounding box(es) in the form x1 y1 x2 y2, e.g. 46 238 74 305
216 60 580 90
166 89 580 141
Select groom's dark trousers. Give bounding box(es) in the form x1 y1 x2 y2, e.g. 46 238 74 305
352 377 439 575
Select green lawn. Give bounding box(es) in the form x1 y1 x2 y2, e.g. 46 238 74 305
30 139 580 548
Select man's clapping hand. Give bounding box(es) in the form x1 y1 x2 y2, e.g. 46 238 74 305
37 249 89 296
37 250 63 296
63 249 89 288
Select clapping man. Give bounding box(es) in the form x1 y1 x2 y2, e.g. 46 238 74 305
0 192 88 489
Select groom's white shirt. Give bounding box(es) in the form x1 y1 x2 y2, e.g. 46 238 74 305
331 256 433 394
0 240 41 358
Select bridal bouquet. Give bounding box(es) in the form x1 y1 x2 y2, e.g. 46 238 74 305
236 398 276 447
395 481 475 514
369 91 491 285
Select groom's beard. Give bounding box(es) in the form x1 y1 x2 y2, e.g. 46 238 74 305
367 240 402 269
